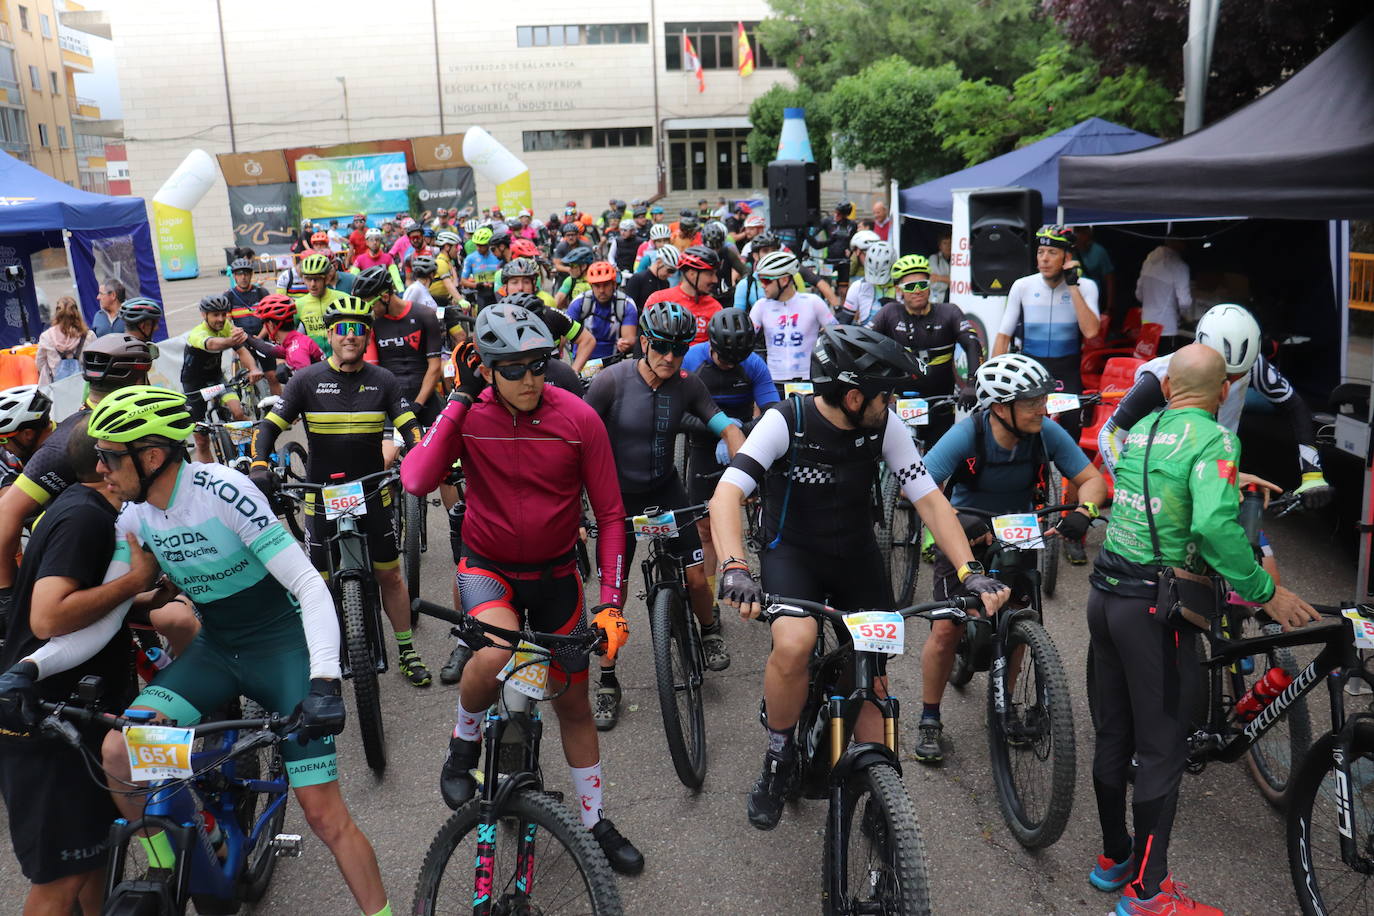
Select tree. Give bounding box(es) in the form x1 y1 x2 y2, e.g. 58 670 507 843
1043 0 1367 121
746 84 833 172
826 57 963 184
932 43 1178 166
758 0 1053 94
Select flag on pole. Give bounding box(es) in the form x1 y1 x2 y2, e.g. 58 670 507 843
737 23 756 77
683 32 705 93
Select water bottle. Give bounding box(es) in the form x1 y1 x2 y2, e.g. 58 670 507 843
144 646 172 671
1239 484 1265 548
1234 667 1294 722
201 809 226 857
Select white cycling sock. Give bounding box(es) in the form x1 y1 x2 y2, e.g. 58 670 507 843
453 701 482 741
570 762 604 830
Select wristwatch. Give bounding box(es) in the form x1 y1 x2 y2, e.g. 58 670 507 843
1080 501 1100 519
956 560 986 584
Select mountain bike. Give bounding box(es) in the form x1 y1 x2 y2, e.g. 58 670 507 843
760 593 978 916
410 599 624 916
38 682 299 915
195 369 276 474
877 394 959 606
278 467 397 774
943 503 1078 849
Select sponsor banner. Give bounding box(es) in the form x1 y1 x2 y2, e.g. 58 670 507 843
298 153 409 222
411 168 476 218
284 140 415 181
228 182 295 254
411 133 469 171
216 151 290 186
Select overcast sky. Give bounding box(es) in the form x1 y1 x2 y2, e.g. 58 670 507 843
67 0 120 119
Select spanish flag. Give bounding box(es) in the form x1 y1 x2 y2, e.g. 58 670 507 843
683 33 705 93
737 23 756 77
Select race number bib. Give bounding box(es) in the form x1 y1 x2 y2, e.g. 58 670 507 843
198 383 226 401
783 381 814 398
1046 393 1080 415
632 511 678 541
322 480 366 519
123 725 195 782
843 611 905 655
581 358 605 380
443 361 456 379
498 641 551 699
1343 608 1374 649
896 398 929 426
992 513 1043 548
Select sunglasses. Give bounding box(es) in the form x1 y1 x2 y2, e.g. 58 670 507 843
649 339 690 357
93 445 133 467
898 279 930 292
330 321 370 338
492 356 549 381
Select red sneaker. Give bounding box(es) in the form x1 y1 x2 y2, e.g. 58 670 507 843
1115 875 1223 915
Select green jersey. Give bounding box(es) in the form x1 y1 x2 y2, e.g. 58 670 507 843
1092 406 1274 604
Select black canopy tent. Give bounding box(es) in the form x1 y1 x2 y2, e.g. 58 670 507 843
1059 15 1374 221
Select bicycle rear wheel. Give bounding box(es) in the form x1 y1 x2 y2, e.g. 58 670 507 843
411 789 623 915
341 579 386 773
874 471 897 581
402 491 424 615
1235 617 1313 808
890 500 921 607
1288 732 1374 916
823 763 932 916
650 587 707 789
236 700 288 902
986 618 1075 849
1038 474 1062 597
275 441 309 542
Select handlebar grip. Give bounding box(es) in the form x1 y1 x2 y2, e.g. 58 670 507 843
412 599 466 626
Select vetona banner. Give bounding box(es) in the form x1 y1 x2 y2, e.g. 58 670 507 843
298 153 409 221
228 182 295 254
411 168 476 218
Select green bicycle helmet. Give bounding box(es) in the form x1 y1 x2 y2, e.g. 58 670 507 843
300 253 331 276
322 296 375 327
891 254 931 280
472 227 494 246
88 385 195 444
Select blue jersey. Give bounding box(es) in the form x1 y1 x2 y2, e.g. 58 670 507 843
681 341 778 446
923 411 1089 515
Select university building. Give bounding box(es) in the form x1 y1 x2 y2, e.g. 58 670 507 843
110 0 880 271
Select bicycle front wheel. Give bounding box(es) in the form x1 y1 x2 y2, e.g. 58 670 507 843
1288 732 1374 916
402 491 424 614
235 699 288 902
650 587 707 788
341 579 386 773
1037 474 1062 597
1240 618 1313 808
890 499 921 607
986 618 1075 849
275 441 309 542
874 471 897 580
411 789 623 916
823 763 932 916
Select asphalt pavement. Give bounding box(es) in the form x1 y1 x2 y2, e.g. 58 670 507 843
0 280 1357 913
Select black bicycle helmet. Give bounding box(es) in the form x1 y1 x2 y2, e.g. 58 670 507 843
751 231 780 251
679 245 719 272
411 255 438 276
679 216 700 236
499 291 545 316
229 257 254 273
83 335 153 384
503 257 538 279
640 301 696 345
198 293 231 313
708 308 756 363
701 222 727 250
562 246 595 267
474 303 554 367
352 265 393 300
811 326 923 397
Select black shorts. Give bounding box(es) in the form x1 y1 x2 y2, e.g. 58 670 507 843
0 735 119 883
305 486 400 572
685 442 721 505
621 474 704 572
456 552 590 682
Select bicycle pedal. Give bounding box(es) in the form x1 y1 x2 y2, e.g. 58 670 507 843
270 834 303 858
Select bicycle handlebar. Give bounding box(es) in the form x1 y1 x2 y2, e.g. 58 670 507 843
37 698 300 749
952 503 1079 520
412 599 606 657
758 594 979 625
277 466 399 503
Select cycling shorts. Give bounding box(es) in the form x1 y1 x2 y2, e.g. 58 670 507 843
131 634 338 788
305 486 399 572
185 383 240 424
685 443 721 505
456 552 590 683
622 474 703 572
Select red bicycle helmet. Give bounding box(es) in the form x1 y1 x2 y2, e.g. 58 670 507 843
254 294 297 323
510 238 539 258
678 245 719 272
310 231 329 246
586 261 618 284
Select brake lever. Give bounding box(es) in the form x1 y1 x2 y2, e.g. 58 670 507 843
41 715 82 749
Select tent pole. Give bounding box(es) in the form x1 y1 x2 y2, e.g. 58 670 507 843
1183 0 1219 133
889 178 900 254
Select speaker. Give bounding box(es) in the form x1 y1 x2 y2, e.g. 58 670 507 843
766 160 819 228
968 187 1043 296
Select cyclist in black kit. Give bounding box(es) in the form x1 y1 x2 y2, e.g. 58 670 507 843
249 296 432 688
869 254 983 445
585 301 746 728
354 265 444 427
709 326 1010 830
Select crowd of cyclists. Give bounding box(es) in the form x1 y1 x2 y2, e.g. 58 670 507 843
0 194 1346 916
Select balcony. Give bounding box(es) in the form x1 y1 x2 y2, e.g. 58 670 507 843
68 94 100 119
58 8 111 40
59 33 92 71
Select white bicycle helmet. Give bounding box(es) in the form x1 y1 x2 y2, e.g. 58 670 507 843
755 250 800 281
1194 303 1262 375
656 245 680 270
744 213 767 229
464 218 480 234
365 227 382 240
436 230 460 246
649 223 672 241
850 230 881 253
975 353 1056 409
0 385 52 435
864 243 895 286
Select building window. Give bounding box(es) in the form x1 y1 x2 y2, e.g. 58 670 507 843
17 6 29 31
28 65 39 91
516 23 647 48
0 108 29 153
57 125 67 147
37 123 48 147
664 22 775 71
522 126 652 152
39 13 51 37
668 128 754 192
49 71 59 94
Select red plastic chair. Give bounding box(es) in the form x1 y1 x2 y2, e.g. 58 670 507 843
1079 356 1146 458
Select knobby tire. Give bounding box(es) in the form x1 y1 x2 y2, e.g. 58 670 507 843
342 579 386 773
650 587 707 789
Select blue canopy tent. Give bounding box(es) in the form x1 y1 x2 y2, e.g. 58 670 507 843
0 150 163 345
897 118 1191 226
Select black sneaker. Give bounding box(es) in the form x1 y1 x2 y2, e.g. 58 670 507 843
747 749 796 830
913 717 944 764
591 818 644 876
398 645 432 687
593 683 621 731
1065 537 1088 565
440 736 481 809
439 643 472 685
